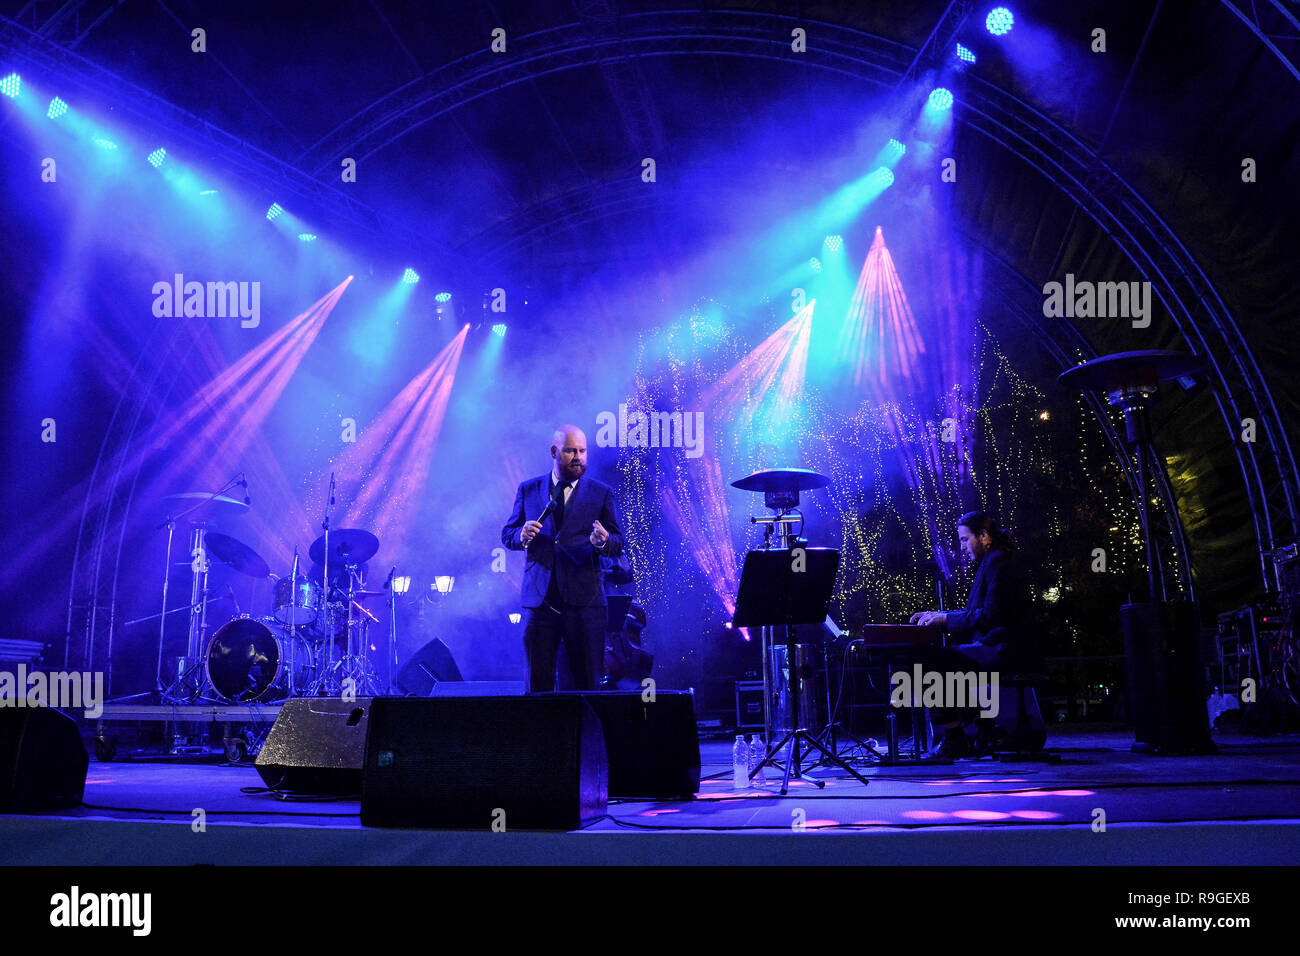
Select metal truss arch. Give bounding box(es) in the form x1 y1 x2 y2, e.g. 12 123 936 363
300 9 1294 591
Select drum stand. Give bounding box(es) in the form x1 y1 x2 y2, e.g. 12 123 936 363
117 478 242 704
160 520 222 750
157 522 228 707
278 546 313 699
303 479 384 697
309 564 382 697
307 479 339 697
335 572 383 695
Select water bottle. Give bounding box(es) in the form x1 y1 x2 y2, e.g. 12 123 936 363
749 735 767 787
732 735 750 788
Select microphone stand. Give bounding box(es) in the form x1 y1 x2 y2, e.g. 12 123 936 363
311 474 336 695
288 544 302 696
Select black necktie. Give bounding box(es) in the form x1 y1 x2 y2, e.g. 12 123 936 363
553 482 568 529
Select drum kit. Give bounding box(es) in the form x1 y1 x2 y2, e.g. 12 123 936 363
125 474 395 706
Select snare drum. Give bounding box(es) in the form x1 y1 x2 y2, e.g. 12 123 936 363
205 616 313 702
273 575 319 626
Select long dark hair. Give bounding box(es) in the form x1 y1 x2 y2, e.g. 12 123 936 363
958 511 1016 553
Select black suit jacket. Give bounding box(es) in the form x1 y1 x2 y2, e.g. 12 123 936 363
945 547 1032 665
501 475 626 609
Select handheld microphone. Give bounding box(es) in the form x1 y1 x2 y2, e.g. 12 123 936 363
328 472 336 507
525 485 565 548
526 501 556 548
384 566 397 590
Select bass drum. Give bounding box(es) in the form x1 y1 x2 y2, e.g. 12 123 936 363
205 616 314 703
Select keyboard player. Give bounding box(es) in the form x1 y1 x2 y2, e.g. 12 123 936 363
908 511 1033 758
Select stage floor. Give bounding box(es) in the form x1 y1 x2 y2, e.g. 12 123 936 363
4 726 1299 865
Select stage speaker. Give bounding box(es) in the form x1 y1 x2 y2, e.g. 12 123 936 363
0 706 88 812
395 638 463 696
1122 601 1215 755
430 681 525 697
577 691 701 799
254 697 372 794
361 695 607 830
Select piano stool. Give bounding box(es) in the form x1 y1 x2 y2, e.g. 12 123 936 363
981 673 1059 763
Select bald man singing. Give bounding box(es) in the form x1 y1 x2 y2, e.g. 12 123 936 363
501 425 627 692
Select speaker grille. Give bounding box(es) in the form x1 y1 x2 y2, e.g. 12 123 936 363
254 698 372 794
362 696 606 830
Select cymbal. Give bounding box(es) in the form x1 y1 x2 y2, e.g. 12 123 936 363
162 492 249 519
730 468 830 493
204 532 270 579
1057 350 1207 392
309 528 379 567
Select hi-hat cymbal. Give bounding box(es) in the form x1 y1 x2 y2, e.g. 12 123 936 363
309 529 379 567
162 492 249 519
730 468 830 493
204 532 271 579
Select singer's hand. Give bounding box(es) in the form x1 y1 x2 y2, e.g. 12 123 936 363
521 520 543 545
590 519 609 549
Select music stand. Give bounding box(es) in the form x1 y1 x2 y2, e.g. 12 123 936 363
733 548 871 793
